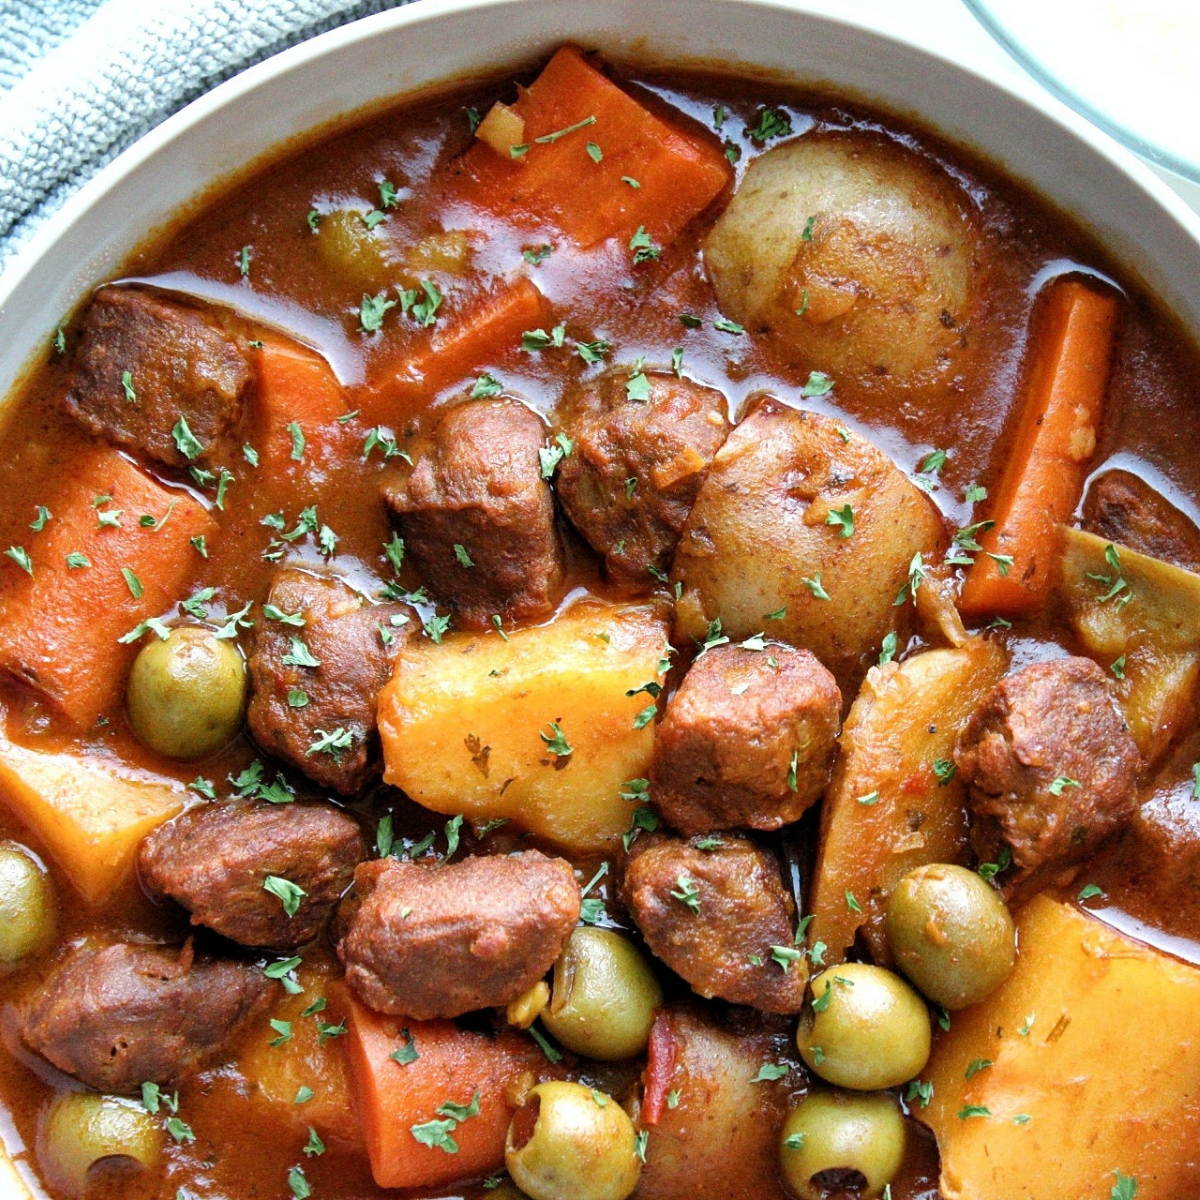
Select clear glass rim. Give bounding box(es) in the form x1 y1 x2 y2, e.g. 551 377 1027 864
963 0 1200 186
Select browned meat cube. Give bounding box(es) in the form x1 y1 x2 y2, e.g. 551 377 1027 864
247 568 414 795
21 942 269 1094
63 286 252 467
553 370 728 587
383 398 565 629
649 642 841 834
337 851 580 1019
1082 467 1200 572
955 656 1140 899
138 801 365 948
619 833 806 1013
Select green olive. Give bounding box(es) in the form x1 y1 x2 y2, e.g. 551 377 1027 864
540 929 663 1061
126 626 246 759
779 1090 904 1200
314 209 389 289
797 963 931 1091
38 1092 162 1197
505 1081 642 1200
0 842 54 964
886 863 1016 1009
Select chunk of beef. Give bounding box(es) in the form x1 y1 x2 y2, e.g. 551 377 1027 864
553 370 728 586
21 942 269 1094
1091 788 1200 939
649 642 840 834
1082 468 1200 572
138 801 365 948
337 851 580 1019
63 286 252 467
383 398 565 628
247 568 413 795
619 833 805 1013
954 656 1140 899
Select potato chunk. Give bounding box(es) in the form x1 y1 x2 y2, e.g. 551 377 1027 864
704 132 977 387
808 638 1007 965
922 896 1200 1200
377 601 670 852
1060 525 1200 762
0 728 184 903
239 964 361 1148
672 403 943 686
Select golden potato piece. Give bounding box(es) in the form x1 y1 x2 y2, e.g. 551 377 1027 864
922 896 1200 1200
0 727 184 904
672 403 943 686
377 601 670 852
1060 525 1200 762
808 638 1007 965
704 132 977 386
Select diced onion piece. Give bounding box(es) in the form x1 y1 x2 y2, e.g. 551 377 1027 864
475 103 526 159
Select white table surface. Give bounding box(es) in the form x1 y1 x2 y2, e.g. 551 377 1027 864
838 0 1200 214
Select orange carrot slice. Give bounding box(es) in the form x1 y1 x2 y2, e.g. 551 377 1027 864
458 46 732 248
0 448 216 727
342 990 543 1190
960 278 1119 617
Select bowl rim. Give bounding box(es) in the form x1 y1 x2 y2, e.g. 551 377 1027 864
2 0 1200 326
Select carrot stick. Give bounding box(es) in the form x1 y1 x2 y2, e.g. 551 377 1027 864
251 334 352 478
458 46 732 248
0 447 217 727
959 278 1119 617
342 990 543 1190
363 276 552 420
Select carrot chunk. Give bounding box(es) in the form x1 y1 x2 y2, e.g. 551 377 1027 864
251 334 351 479
363 276 553 419
960 278 1119 617
342 990 543 1190
458 46 732 248
0 448 217 727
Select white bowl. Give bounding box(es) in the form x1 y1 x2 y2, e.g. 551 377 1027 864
2 0 1200 1192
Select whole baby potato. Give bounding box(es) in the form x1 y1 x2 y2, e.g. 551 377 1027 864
672 402 943 686
704 132 977 387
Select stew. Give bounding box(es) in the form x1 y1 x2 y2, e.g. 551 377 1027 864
0 43 1199 1200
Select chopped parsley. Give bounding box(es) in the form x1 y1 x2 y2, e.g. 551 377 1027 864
471 372 503 398
535 115 597 144
629 225 661 264
172 416 205 461
752 1061 790 1082
825 504 854 538
801 572 831 601
540 722 572 758
1049 776 1082 796
748 106 791 142
4 546 32 576
360 291 397 333
670 875 701 914
799 370 833 397
263 875 307 918
391 1027 419 1066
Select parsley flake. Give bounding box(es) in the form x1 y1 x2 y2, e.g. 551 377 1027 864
263 875 307 918
540 722 572 757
